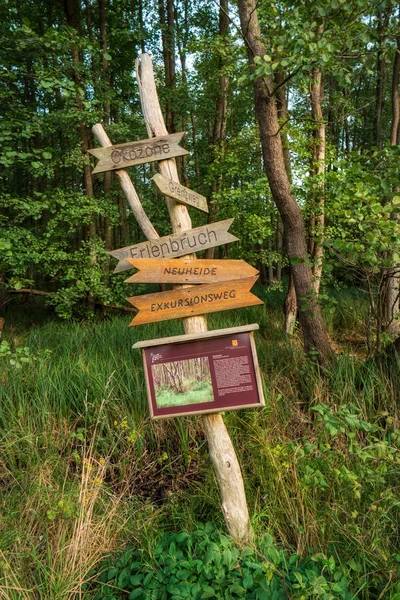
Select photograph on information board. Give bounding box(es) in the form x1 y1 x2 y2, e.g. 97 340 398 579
151 357 213 408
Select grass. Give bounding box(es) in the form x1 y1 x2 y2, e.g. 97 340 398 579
0 288 399 598
155 382 214 408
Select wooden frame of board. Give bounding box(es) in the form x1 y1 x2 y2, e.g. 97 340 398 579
133 324 265 420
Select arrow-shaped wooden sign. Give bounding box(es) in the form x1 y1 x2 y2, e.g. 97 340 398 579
109 219 238 273
126 277 262 326
124 259 259 284
152 173 208 213
89 132 188 174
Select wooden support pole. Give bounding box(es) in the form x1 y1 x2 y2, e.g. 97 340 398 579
92 123 159 241
136 53 252 541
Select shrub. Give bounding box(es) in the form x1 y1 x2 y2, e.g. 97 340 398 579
90 523 350 600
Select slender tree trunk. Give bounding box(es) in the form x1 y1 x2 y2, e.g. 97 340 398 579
384 37 400 335
375 11 389 150
309 67 326 297
275 71 296 329
206 0 229 259
64 0 96 311
99 0 112 251
237 0 332 365
158 0 176 134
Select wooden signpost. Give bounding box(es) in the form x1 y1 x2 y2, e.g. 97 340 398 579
126 277 262 325
109 219 238 273
152 173 208 213
124 258 259 284
90 53 257 541
88 132 188 174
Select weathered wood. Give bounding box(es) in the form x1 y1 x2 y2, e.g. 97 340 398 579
125 258 259 284
152 173 208 213
136 53 253 541
127 277 262 325
89 132 188 174
132 323 259 348
110 219 238 273
92 124 159 242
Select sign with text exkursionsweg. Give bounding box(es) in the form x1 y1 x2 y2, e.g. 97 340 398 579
133 324 265 419
152 173 208 213
125 258 259 284
110 219 238 273
89 132 188 174
126 277 262 326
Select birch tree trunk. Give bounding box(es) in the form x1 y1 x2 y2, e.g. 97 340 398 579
133 53 253 541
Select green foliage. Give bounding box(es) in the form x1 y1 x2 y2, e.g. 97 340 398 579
0 339 51 369
91 523 350 600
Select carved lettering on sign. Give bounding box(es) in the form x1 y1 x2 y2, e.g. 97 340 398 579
109 219 238 273
89 132 188 174
126 277 262 325
124 259 259 284
152 173 208 213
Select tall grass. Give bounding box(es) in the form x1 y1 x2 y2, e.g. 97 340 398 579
1 289 399 598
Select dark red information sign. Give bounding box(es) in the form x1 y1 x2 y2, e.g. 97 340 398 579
133 324 264 419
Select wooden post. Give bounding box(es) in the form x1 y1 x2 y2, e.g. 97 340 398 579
135 53 253 541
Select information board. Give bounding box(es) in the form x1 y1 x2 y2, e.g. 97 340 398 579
133 325 264 419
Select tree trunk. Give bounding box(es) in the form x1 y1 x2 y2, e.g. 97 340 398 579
375 13 387 151
158 0 176 134
274 71 296 326
309 66 325 297
135 54 253 541
99 0 113 251
64 0 96 311
237 0 332 365
206 0 230 259
384 37 400 336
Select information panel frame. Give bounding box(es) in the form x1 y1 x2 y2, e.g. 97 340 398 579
133 324 264 420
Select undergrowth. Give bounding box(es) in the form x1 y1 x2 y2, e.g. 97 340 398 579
0 289 399 598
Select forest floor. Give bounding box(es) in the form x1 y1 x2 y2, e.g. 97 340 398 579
0 286 399 599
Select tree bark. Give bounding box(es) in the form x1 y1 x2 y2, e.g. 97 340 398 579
158 0 176 134
135 53 253 541
237 0 332 365
99 0 113 251
309 66 326 297
374 11 388 151
64 0 96 311
206 0 230 259
384 37 400 336
274 71 296 327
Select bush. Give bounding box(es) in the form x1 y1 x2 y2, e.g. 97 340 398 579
91 523 350 600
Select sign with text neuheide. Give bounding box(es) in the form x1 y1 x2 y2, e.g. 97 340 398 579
89 132 188 174
109 219 238 273
132 324 265 419
126 277 262 326
124 258 259 284
152 173 208 213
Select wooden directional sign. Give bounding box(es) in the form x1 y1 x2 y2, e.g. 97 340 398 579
89 132 188 174
126 277 262 326
109 219 238 273
125 259 259 284
152 173 208 213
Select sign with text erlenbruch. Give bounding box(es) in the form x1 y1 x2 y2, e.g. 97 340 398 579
109 219 238 273
125 258 259 284
126 277 263 326
88 132 188 174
